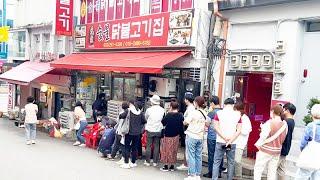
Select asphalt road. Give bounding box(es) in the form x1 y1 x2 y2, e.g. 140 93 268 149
0 118 187 180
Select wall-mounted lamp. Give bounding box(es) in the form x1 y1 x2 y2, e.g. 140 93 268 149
40 85 48 92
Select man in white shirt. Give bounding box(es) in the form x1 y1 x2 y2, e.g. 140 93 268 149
177 92 195 171
212 98 242 180
234 103 252 179
24 96 38 145
144 95 165 167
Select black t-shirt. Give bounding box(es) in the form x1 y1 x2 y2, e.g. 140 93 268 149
162 112 184 137
281 118 295 156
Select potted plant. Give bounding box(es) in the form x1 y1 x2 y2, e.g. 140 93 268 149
303 98 320 125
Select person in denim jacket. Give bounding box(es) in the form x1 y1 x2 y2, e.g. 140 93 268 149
295 104 320 180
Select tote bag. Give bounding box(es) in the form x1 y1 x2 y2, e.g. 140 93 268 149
296 124 320 170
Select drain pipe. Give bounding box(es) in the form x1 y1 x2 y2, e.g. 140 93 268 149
212 0 229 101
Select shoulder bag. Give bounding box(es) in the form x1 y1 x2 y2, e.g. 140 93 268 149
296 124 320 170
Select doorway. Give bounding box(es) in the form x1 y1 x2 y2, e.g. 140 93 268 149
225 72 273 158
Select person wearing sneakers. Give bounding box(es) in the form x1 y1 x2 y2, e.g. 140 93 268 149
110 101 130 163
160 100 184 172
144 95 165 167
254 105 288 180
73 101 88 147
24 96 38 145
177 92 195 171
121 100 146 169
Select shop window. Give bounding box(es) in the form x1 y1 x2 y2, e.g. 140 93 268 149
8 31 26 58
43 34 50 52
76 74 98 120
306 21 320 32
100 73 112 97
112 77 136 101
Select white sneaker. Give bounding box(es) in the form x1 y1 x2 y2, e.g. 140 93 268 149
177 164 188 171
144 161 151 166
73 141 81 146
223 168 228 173
116 158 124 165
107 154 112 159
79 144 86 147
26 141 31 145
120 163 131 169
31 140 36 144
153 163 158 167
129 162 138 168
184 176 196 180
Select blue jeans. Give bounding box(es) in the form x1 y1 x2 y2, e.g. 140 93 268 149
25 123 36 141
186 135 203 176
207 139 224 174
212 142 236 180
76 121 88 144
295 168 320 180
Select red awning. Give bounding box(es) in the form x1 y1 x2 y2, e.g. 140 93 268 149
0 61 54 85
50 51 190 74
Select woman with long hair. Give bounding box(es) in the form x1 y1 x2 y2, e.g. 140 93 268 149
73 101 88 147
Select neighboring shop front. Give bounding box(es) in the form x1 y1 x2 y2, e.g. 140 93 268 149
52 2 210 122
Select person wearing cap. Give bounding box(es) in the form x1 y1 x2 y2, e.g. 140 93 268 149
177 92 195 171
144 95 165 167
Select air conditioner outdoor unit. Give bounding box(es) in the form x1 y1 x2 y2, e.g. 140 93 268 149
251 55 261 68
59 111 75 130
241 55 250 68
262 55 273 68
273 81 283 95
274 60 283 73
230 55 240 68
149 77 176 98
275 40 286 55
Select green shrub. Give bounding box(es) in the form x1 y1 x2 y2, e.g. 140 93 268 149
303 98 320 125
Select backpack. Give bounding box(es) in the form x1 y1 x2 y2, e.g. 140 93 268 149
118 110 130 135
97 128 116 156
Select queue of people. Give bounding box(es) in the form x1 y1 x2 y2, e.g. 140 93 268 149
22 92 320 180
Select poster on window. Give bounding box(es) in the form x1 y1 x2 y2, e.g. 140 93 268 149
115 0 124 19
94 0 100 22
87 0 93 23
169 11 192 28
124 0 132 18
151 0 162 14
80 0 87 24
167 28 191 46
99 0 106 21
171 0 180 11
131 0 140 16
181 0 193 9
107 0 115 20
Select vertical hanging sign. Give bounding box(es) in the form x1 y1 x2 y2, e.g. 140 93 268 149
80 0 87 24
107 0 115 20
99 0 106 21
151 0 162 14
115 0 124 19
131 0 140 16
93 0 100 22
55 0 74 36
87 0 93 23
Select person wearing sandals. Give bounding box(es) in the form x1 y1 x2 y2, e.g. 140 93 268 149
295 104 320 179
160 100 184 172
73 101 88 147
